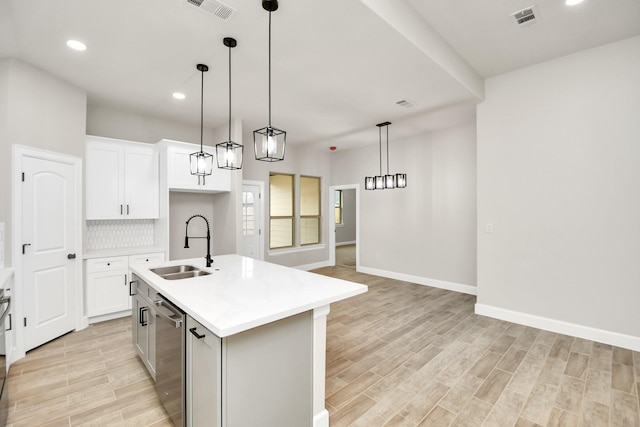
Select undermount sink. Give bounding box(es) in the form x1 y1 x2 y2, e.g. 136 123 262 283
150 265 210 280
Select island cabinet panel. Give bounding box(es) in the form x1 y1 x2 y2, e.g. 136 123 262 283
86 136 159 219
186 316 221 427
131 275 157 380
223 311 313 427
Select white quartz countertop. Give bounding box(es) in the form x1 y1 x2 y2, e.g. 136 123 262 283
130 255 367 337
83 246 166 259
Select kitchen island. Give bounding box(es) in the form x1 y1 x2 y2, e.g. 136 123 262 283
130 254 367 427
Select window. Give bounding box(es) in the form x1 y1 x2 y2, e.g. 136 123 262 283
242 191 255 236
269 173 322 249
300 176 321 245
334 190 343 225
269 173 294 249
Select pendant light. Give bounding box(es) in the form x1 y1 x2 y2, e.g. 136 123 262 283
216 37 243 170
365 123 388 190
190 64 214 181
253 0 286 162
365 121 407 190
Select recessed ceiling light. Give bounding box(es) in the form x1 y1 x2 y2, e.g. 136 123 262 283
565 0 585 5
172 92 186 100
66 40 86 51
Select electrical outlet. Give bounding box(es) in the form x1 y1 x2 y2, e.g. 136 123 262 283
485 223 494 233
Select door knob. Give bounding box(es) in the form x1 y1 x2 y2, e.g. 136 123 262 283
67 253 76 259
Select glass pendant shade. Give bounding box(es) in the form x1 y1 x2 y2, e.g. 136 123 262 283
190 151 213 176
254 126 286 161
396 173 407 188
384 174 395 189
364 176 375 190
375 175 385 190
216 141 243 170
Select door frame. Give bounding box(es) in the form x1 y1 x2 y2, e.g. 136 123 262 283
241 180 265 261
328 184 360 269
12 145 84 362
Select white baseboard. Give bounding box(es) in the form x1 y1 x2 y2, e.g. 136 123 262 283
336 241 356 247
475 303 640 352
358 266 477 296
296 260 333 271
313 410 329 427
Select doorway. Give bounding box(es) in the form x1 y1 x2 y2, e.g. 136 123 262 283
12 146 83 358
329 185 359 269
241 181 265 260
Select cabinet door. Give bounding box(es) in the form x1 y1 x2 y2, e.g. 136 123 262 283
132 290 156 380
86 269 130 316
132 294 148 358
124 145 159 218
186 316 221 427
168 146 230 193
86 139 124 219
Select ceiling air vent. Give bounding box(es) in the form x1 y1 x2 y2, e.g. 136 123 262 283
185 0 237 21
395 99 415 108
511 6 538 27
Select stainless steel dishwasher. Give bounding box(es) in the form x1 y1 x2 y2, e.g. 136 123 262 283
155 294 186 427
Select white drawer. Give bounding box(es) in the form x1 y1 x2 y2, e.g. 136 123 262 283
129 252 165 266
86 256 128 273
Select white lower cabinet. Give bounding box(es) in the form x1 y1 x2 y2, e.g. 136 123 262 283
86 256 129 317
186 316 221 427
86 252 164 320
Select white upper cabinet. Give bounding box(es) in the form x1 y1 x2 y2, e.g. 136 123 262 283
159 139 231 193
86 135 159 219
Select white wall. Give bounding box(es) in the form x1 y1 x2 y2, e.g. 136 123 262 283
330 122 477 290
0 58 87 266
477 36 640 345
242 142 332 268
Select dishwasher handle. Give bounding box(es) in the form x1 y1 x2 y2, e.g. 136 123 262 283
154 298 183 328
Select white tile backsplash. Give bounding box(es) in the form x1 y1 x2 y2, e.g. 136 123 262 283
86 220 155 251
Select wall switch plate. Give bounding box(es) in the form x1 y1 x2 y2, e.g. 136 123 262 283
485 223 494 233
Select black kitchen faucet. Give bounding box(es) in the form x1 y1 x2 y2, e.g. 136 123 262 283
184 214 213 267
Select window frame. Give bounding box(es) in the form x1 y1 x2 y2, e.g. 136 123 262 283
300 175 321 246
268 173 295 250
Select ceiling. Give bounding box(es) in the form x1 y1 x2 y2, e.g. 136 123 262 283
1 0 638 150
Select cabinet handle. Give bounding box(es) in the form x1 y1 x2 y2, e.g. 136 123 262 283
129 280 137 296
140 307 148 326
124 274 127 286
189 327 205 339
120 204 123 215
6 314 11 332
126 204 130 215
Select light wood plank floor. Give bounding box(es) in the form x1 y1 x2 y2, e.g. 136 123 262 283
7 266 640 426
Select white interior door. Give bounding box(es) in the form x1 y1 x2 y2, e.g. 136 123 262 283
22 156 77 350
241 183 263 260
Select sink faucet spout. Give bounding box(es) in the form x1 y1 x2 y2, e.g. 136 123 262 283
184 214 213 267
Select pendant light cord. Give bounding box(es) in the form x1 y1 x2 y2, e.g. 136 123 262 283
228 44 232 143
386 125 390 174
379 126 382 176
200 68 204 152
268 10 272 128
